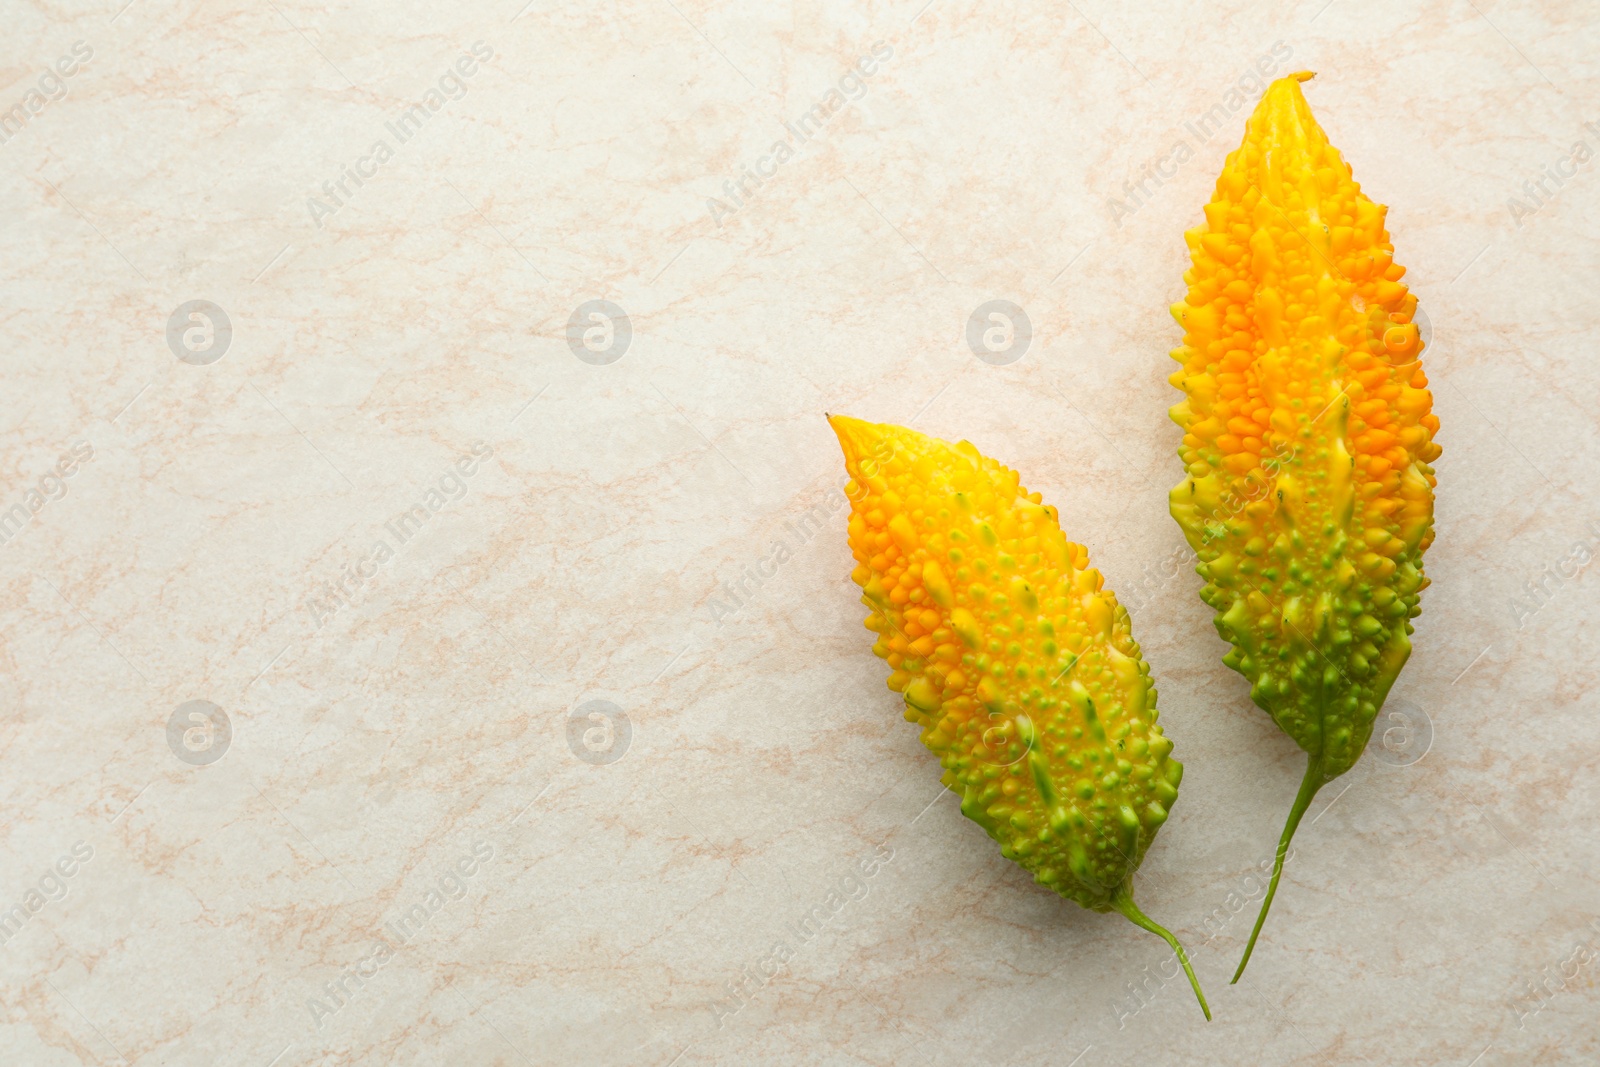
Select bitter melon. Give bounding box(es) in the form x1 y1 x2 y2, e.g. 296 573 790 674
1165 72 1441 980
832 415 1209 1017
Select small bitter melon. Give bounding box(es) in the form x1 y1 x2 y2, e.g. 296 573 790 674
1165 72 1441 980
832 415 1209 1017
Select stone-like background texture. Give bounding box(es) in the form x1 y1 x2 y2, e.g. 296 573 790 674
0 0 1596 1064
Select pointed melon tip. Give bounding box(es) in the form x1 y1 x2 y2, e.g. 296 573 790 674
827 413 876 461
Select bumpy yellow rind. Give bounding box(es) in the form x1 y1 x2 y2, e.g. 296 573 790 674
832 416 1181 908
1166 73 1441 981
832 416 1208 1016
1167 72 1440 780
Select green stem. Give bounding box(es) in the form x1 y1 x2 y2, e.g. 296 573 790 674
1231 753 1325 983
1110 883 1211 1021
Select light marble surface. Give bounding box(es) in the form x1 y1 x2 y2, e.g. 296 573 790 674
1 1 1596 1064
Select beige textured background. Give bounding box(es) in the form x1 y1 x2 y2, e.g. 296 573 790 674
1 1 1596 1064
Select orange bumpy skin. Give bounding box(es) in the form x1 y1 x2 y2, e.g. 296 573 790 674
833 418 1181 908
1168 72 1441 780
833 417 1210 1015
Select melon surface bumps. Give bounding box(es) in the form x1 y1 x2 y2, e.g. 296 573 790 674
1165 72 1441 980
831 416 1208 1017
